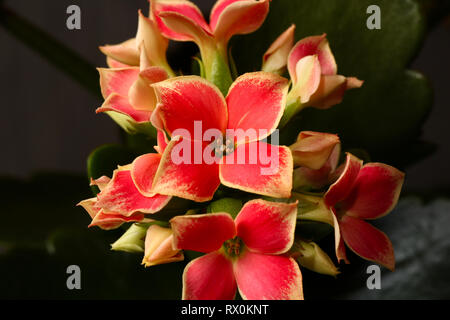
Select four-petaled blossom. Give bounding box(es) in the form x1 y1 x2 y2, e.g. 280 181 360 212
78 137 172 229
286 34 363 109
131 72 293 202
324 153 405 270
170 199 303 300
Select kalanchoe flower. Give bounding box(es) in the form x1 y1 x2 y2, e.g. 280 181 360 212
100 10 173 74
324 153 405 270
170 199 303 300
151 0 270 93
130 72 293 202
280 34 363 126
290 239 339 277
291 131 341 191
262 24 295 74
142 224 184 267
78 137 173 229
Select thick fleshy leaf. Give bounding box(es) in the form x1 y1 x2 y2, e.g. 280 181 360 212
96 169 171 216
98 67 139 99
234 252 303 300
262 24 296 74
220 141 293 198
128 67 169 111
342 163 405 220
171 213 236 253
151 76 227 137
226 72 288 144
151 136 221 202
289 55 322 104
288 34 337 82
152 0 212 42
235 200 297 254
211 0 270 44
97 93 151 123
99 38 140 66
183 251 237 300
290 131 340 170
340 215 395 271
131 153 162 197
324 153 362 208
305 75 363 110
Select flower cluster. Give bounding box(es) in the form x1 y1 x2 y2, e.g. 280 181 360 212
79 0 404 300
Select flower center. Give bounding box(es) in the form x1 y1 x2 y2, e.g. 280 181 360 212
213 136 235 159
223 236 243 258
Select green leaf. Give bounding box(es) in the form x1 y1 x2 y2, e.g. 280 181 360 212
207 198 243 218
231 0 432 165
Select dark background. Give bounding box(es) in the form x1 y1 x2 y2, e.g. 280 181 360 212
0 0 449 299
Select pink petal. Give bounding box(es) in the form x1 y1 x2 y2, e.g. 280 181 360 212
324 153 362 208
151 76 227 137
183 251 237 300
151 136 221 202
340 215 395 271
96 168 171 216
235 199 298 254
234 252 303 300
306 75 364 110
290 131 340 170
89 176 111 192
128 66 169 111
331 209 349 264
341 163 405 220
152 0 212 42
99 38 140 66
131 153 162 197
171 213 236 253
98 67 139 99
262 24 296 74
89 210 144 230
77 198 100 220
96 93 152 123
226 72 289 144
220 141 293 198
288 34 337 82
210 0 270 44
154 130 168 154
289 55 322 104
106 57 130 68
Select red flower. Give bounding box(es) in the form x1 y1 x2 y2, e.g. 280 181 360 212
170 199 303 300
324 153 405 270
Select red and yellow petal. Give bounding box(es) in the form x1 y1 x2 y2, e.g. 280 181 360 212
235 200 298 255
152 0 212 42
210 0 270 44
324 153 363 208
340 215 395 271
342 163 405 220
131 153 162 197
98 67 139 99
289 55 322 104
182 251 237 300
226 72 288 144
220 142 293 199
234 252 303 300
99 38 140 66
331 209 349 264
96 93 152 123
262 24 296 74
171 213 236 253
151 76 228 137
288 34 337 82
96 168 171 216
89 210 145 230
151 136 221 202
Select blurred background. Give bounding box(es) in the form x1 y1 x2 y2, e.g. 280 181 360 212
0 0 449 299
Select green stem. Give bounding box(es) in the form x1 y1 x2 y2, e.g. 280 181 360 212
0 5 100 98
200 42 233 96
